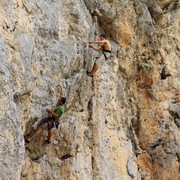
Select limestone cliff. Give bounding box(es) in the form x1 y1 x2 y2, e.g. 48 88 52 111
0 0 180 179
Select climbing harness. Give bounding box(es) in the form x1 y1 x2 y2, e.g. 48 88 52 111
102 50 112 60
53 121 59 129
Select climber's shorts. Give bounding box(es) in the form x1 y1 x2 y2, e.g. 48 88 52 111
95 51 112 65
37 117 54 130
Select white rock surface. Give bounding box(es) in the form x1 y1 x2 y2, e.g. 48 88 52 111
0 0 180 179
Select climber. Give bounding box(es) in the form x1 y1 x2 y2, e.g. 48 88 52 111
87 34 112 77
25 82 66 144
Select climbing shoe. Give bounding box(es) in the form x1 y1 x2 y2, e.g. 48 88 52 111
25 139 31 143
87 71 93 77
45 139 51 144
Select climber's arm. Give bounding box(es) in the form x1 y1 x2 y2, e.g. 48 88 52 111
89 40 105 45
89 45 102 51
59 82 64 97
46 109 58 117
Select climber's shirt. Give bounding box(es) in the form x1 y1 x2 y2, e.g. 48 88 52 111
53 104 65 121
37 104 66 130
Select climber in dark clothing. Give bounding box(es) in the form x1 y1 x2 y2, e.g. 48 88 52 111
25 83 66 144
87 34 112 77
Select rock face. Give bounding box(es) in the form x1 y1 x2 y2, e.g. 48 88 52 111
0 0 180 179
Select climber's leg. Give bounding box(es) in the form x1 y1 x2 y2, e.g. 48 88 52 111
26 128 44 143
87 63 98 77
46 129 51 144
91 63 98 75
25 117 50 143
87 55 104 77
